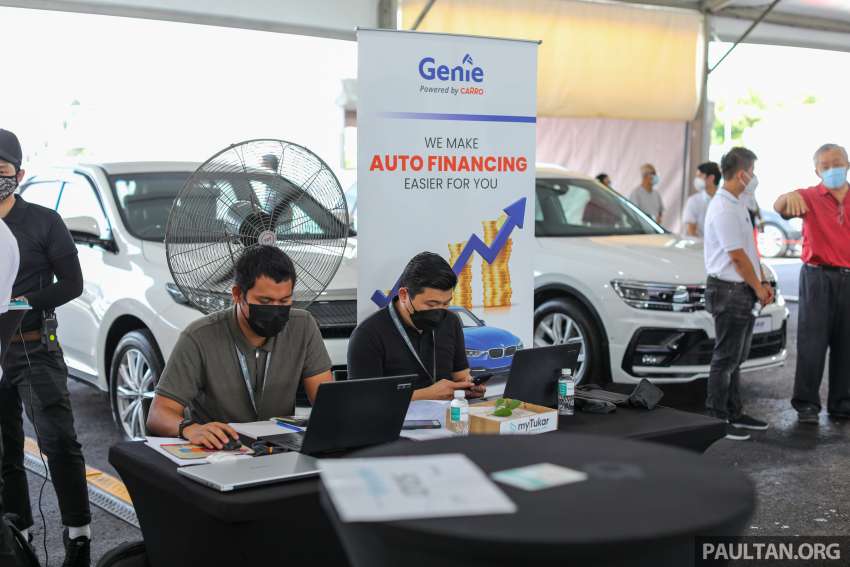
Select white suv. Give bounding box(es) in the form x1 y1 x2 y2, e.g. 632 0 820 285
532 165 787 385
18 162 787 439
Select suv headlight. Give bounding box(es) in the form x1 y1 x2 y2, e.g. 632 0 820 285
165 283 189 305
611 280 706 312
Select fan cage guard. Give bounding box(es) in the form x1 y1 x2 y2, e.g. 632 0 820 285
165 138 349 314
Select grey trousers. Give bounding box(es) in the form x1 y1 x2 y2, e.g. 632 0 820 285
791 264 850 415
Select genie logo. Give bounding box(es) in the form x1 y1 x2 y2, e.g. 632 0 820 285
419 53 484 83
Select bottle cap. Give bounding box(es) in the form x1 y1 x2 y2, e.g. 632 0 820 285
454 390 466 399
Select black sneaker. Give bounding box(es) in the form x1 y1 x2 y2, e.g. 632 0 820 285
725 424 750 441
797 410 819 424
729 414 769 431
62 528 91 567
828 412 850 421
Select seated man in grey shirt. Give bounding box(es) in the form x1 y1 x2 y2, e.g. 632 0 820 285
147 246 332 449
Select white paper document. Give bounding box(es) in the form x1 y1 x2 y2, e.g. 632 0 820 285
492 463 588 491
320 453 517 522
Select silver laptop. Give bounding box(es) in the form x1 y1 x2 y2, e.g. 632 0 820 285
177 451 320 492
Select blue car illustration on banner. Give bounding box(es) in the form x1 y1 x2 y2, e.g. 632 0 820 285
450 306 523 376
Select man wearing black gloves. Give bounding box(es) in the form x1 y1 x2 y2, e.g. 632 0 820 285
347 252 485 401
0 129 91 566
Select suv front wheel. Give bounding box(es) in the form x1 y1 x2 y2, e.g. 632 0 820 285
534 297 608 385
109 329 163 440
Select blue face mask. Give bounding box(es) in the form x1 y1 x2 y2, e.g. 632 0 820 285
651 174 660 187
821 167 848 190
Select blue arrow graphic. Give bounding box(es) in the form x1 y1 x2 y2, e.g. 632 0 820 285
370 197 527 308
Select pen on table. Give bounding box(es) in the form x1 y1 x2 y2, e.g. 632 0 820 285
272 418 304 432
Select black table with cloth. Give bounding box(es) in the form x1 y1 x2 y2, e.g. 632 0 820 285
109 442 349 567
322 434 755 567
109 405 724 567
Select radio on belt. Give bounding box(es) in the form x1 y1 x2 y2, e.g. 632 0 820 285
41 310 59 352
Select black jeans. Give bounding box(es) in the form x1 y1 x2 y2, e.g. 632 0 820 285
705 278 756 421
0 340 91 529
792 265 850 415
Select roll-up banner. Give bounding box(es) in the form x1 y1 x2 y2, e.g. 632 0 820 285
357 28 538 360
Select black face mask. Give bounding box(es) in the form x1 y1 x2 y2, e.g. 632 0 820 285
408 302 448 331
241 301 291 338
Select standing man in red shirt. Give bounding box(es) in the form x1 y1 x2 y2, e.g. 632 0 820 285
774 143 850 424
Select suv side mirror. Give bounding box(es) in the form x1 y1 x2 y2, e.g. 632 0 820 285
65 215 101 238
63 215 118 253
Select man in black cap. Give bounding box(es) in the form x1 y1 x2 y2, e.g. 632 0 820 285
0 129 91 566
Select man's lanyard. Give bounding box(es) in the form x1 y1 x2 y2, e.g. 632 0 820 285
228 310 274 415
388 300 436 383
235 346 272 416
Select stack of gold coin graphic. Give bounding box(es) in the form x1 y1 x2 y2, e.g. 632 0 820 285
481 214 512 307
448 241 473 308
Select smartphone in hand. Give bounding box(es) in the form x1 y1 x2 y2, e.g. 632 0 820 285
472 373 494 386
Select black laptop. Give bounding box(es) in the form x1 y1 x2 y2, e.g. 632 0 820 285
503 343 581 408
266 375 416 456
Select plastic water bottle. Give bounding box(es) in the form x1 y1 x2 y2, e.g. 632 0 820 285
449 390 469 435
558 369 575 416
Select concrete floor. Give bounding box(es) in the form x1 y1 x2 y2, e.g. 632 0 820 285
18 260 850 564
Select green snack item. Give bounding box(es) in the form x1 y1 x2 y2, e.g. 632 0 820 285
492 398 522 417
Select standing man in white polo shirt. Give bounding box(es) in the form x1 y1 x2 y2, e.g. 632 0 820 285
684 161 721 237
629 163 665 225
703 147 774 440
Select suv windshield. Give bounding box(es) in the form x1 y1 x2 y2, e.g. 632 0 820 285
110 172 351 242
535 178 664 237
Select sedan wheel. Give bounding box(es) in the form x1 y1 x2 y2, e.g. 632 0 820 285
109 329 163 440
534 312 589 383
115 349 155 440
757 223 788 258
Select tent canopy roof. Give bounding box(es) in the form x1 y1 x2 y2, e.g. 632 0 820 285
618 0 850 51
4 0 850 51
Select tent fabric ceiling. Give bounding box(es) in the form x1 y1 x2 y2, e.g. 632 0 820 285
7 0 850 51
401 0 705 121
615 0 850 50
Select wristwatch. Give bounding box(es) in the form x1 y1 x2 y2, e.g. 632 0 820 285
178 418 195 440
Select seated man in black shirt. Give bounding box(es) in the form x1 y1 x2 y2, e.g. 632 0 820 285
347 252 485 401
